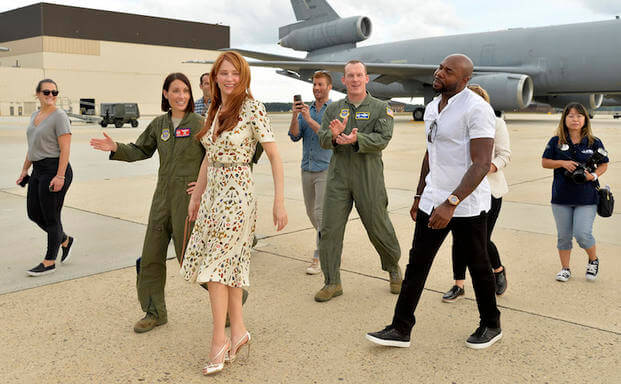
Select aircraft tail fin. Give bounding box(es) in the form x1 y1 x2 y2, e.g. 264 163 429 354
279 0 370 53
291 0 339 23
280 0 340 40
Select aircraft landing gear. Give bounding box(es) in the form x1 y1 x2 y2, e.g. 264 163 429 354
412 107 425 121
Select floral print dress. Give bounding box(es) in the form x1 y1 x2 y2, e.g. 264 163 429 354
180 98 274 287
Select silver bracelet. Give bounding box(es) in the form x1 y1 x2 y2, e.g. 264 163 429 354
55 175 65 180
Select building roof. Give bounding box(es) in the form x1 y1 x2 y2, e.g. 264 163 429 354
0 2 229 50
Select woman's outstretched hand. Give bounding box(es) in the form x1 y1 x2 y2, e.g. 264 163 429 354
90 132 118 152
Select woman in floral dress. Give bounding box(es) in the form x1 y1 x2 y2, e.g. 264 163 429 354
180 51 288 375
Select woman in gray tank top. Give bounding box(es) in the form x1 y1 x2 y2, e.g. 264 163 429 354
16 79 74 276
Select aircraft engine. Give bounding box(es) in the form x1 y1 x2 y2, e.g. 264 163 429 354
536 94 604 110
470 73 534 111
278 16 372 52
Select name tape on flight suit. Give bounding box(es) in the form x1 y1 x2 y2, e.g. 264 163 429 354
355 112 369 120
175 127 191 137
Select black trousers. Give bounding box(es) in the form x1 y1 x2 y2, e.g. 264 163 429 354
27 158 73 261
452 197 503 280
392 210 500 334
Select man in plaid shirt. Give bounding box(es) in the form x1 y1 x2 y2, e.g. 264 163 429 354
194 72 210 116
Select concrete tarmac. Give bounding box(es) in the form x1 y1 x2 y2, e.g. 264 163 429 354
0 112 619 383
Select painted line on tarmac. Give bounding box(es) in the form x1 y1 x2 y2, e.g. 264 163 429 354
1 189 148 226
255 247 621 337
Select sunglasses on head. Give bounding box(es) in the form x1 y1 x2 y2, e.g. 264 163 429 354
427 119 438 143
41 90 59 96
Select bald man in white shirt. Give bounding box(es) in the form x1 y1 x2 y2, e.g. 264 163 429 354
366 54 502 350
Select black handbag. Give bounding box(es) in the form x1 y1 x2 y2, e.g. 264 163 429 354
596 183 614 217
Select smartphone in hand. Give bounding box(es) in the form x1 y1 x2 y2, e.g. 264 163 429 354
18 175 30 188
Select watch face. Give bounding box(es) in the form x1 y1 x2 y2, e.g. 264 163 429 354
448 195 459 205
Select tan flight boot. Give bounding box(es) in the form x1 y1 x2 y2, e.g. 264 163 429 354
133 313 167 333
314 284 343 302
389 267 403 294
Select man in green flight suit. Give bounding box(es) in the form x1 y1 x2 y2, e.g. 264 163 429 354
314 60 402 302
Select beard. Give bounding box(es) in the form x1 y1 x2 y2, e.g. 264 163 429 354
433 79 458 94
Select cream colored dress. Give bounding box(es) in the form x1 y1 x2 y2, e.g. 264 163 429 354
180 98 274 287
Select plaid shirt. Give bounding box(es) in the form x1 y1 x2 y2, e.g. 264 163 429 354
194 97 210 116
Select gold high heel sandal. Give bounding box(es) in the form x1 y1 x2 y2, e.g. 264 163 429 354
226 332 251 363
202 338 230 376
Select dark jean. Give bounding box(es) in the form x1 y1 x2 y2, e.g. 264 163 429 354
392 210 500 334
452 196 503 280
27 158 73 260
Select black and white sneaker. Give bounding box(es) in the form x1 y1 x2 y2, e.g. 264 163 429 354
586 259 599 281
366 325 411 348
465 325 502 349
556 268 571 282
60 236 74 264
27 263 56 276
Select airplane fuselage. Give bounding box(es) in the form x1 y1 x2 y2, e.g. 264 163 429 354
305 19 621 99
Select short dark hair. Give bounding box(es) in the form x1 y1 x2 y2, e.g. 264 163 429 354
199 72 210 85
36 79 58 93
344 60 367 75
313 71 332 85
161 72 194 113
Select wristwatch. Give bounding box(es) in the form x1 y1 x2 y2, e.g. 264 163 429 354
591 173 598 181
447 194 460 206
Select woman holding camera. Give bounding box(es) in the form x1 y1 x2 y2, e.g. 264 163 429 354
542 102 608 282
17 79 74 276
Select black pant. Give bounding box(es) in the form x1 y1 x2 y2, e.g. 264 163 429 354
392 210 500 334
27 158 73 261
452 197 502 280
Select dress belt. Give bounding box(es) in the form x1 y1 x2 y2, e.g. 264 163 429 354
211 161 250 168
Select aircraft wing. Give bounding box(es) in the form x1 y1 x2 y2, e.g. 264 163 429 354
185 58 541 84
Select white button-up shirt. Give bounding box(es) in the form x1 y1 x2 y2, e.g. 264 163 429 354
419 88 496 218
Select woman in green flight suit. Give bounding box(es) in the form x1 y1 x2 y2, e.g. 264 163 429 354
91 73 206 333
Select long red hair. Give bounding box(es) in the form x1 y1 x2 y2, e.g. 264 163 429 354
196 51 253 140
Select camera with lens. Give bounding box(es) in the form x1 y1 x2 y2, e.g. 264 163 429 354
565 147 608 184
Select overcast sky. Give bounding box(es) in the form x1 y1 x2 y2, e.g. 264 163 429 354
2 0 620 102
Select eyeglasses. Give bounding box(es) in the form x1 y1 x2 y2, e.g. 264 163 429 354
427 119 438 143
41 90 59 96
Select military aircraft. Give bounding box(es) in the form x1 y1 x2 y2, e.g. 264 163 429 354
189 0 621 119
